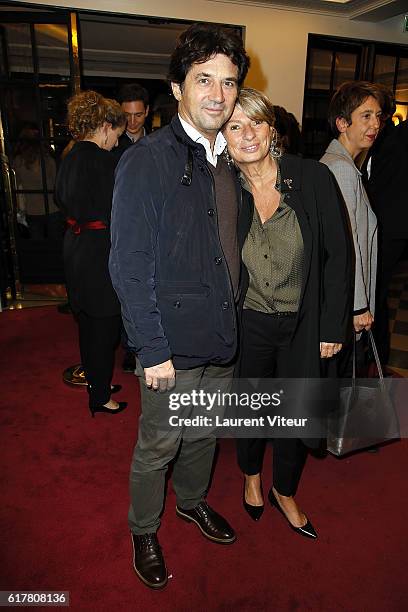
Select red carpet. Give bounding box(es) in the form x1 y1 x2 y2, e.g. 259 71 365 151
1 306 407 611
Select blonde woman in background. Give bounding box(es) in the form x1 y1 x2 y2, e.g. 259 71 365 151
55 90 127 416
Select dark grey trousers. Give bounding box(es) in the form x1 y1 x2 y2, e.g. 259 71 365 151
128 361 234 535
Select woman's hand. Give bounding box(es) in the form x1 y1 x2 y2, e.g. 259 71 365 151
320 342 342 358
353 310 374 332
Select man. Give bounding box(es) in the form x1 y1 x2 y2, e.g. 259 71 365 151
117 82 149 152
366 113 408 368
109 23 249 589
115 83 150 372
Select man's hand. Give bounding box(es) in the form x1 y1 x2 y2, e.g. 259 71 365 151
353 310 374 333
144 359 175 392
320 342 342 358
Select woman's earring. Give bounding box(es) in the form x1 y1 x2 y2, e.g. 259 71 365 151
104 135 108 146
269 128 282 158
223 148 234 167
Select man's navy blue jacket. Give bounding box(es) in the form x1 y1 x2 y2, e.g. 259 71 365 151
109 116 252 369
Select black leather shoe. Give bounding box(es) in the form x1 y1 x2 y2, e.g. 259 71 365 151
131 533 167 589
176 501 236 544
122 351 136 373
89 402 127 418
243 483 264 521
268 489 317 539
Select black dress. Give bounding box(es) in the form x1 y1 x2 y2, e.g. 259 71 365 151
55 141 121 407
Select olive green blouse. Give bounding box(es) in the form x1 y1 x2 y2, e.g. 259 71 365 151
242 162 304 313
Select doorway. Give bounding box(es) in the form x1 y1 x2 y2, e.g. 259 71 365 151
0 7 77 306
0 4 244 308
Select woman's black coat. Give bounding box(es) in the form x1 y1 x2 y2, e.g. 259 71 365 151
55 141 120 317
241 153 352 377
239 154 353 447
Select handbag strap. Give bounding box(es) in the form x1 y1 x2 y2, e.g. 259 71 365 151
352 330 385 390
352 332 356 387
367 329 386 390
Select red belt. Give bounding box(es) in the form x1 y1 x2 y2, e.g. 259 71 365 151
66 217 107 235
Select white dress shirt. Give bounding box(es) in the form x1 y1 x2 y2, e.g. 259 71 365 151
178 115 226 167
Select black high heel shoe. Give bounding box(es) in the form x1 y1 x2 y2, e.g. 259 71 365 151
243 482 264 521
90 401 127 418
268 488 317 539
88 384 122 394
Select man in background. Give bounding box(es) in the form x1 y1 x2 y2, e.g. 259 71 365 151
366 113 408 368
117 83 149 154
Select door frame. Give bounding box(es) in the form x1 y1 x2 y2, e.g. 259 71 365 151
0 9 80 303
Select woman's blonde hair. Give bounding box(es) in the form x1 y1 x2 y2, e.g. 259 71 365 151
234 87 282 157
67 90 126 140
236 87 276 128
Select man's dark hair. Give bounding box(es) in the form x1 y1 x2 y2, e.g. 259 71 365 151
168 23 250 87
118 83 149 107
328 81 384 137
376 83 396 121
273 105 303 156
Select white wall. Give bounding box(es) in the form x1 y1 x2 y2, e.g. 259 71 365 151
23 0 408 121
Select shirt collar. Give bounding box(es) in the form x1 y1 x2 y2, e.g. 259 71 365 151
178 114 226 167
126 127 146 143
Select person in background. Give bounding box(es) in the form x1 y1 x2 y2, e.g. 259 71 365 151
223 88 351 537
365 97 408 369
116 83 150 154
55 90 127 417
13 123 61 240
115 83 150 373
320 81 384 376
273 105 304 155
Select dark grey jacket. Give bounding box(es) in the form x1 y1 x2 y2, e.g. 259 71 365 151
109 116 252 369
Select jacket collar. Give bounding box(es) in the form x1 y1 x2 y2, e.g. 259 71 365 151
170 115 238 187
170 115 207 156
325 138 361 175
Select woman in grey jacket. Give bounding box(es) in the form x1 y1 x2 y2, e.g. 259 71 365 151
321 81 383 367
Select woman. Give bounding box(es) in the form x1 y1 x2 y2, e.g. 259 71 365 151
55 90 127 416
13 123 61 240
223 88 351 537
320 81 382 374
